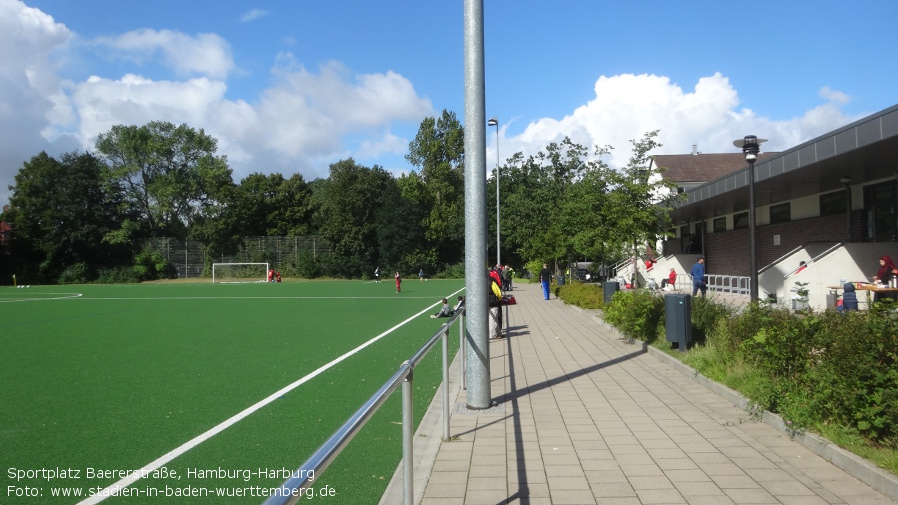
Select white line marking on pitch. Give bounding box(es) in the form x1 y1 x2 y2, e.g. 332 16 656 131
78 286 465 504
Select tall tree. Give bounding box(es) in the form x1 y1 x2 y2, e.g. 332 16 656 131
228 172 313 237
376 172 426 272
6 151 129 282
405 110 465 267
604 131 677 264
316 159 393 277
95 121 233 240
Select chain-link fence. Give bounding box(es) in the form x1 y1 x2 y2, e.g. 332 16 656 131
143 236 332 278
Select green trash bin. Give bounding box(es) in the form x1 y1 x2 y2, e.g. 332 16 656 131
557 275 565 286
603 282 619 304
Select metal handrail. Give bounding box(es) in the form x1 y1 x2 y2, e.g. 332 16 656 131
263 304 467 505
782 242 846 277
759 244 804 274
757 241 844 275
692 273 751 295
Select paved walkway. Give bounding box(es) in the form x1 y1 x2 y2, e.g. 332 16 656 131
387 282 898 505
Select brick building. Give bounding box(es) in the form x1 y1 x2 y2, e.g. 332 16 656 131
644 103 898 308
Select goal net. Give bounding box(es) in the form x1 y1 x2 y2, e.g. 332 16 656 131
212 263 270 283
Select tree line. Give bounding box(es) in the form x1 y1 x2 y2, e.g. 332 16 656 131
0 110 679 284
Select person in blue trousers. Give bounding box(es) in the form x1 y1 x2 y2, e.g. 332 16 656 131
539 263 552 300
690 257 707 297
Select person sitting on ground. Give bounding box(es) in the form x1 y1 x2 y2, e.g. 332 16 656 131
430 298 454 318
660 268 677 290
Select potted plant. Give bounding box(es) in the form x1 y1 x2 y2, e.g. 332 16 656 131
792 281 810 311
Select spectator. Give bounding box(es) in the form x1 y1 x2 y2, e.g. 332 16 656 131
430 298 454 318
690 258 707 297
539 263 552 300
661 268 677 290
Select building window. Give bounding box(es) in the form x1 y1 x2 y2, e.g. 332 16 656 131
733 211 749 229
820 190 847 217
770 202 791 224
713 217 726 232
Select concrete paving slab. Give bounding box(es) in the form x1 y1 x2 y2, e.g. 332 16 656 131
382 283 898 505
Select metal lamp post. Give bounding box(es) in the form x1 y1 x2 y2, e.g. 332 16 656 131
733 135 767 302
488 117 500 267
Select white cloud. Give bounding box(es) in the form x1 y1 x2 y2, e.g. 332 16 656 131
490 73 860 169
820 86 850 106
93 29 234 79
239 9 269 23
71 74 229 148
0 0 76 203
0 0 866 207
357 131 408 160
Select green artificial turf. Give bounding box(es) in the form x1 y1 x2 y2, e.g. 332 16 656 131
1 279 464 504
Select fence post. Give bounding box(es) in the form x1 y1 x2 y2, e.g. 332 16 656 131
459 311 467 390
442 326 450 441
402 365 414 505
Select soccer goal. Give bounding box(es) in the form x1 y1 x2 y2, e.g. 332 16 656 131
212 263 270 283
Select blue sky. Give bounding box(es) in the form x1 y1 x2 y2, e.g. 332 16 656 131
3 0 897 205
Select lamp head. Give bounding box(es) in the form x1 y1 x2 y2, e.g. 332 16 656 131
488 117 499 127
733 135 767 162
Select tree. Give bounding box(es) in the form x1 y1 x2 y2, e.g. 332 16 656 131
95 121 233 240
316 159 394 277
497 138 589 270
405 110 465 267
376 173 426 272
6 151 129 282
228 172 313 237
498 132 676 277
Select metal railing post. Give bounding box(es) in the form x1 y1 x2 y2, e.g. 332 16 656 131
442 326 450 440
402 366 414 505
460 311 467 390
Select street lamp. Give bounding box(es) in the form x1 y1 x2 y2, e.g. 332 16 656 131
488 117 500 268
733 135 767 302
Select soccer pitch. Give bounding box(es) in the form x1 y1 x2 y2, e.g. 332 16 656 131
1 279 465 504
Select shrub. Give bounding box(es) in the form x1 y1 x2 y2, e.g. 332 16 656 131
133 249 173 281
58 262 91 284
436 262 465 279
96 266 139 284
804 308 898 442
557 282 603 309
602 289 664 342
740 308 820 380
690 296 732 344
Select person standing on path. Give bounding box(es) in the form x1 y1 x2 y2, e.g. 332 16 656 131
539 263 552 300
691 257 707 297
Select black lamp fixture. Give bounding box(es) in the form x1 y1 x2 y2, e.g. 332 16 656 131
733 135 767 302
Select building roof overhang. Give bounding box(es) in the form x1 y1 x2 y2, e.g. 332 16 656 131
667 103 898 225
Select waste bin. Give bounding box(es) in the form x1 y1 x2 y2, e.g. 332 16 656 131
665 294 692 352
557 275 565 286
603 281 620 304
